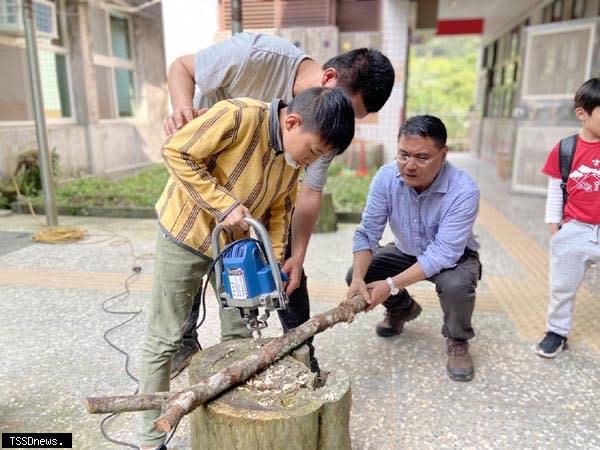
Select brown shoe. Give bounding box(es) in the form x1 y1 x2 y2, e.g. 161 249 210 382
446 338 474 381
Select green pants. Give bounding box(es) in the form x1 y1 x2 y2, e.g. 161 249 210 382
138 231 251 446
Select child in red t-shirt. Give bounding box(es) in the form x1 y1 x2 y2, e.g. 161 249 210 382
536 77 600 358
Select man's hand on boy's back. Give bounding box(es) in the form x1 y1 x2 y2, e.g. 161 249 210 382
220 204 251 233
164 107 208 136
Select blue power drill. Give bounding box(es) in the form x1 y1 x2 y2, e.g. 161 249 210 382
212 217 289 338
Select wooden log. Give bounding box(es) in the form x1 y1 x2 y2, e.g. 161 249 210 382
190 339 351 450
85 295 368 433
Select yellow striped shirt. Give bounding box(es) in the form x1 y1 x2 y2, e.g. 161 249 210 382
155 98 300 260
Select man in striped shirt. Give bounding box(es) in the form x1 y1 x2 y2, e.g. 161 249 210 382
138 87 355 450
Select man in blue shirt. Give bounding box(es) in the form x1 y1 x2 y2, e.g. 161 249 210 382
345 115 482 381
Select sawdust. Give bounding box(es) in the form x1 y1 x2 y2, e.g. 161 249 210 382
237 363 311 408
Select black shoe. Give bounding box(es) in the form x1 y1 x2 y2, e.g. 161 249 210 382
375 309 405 337
170 342 200 379
536 331 568 358
375 300 421 337
396 300 422 322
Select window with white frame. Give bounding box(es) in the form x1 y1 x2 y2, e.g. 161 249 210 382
0 0 72 121
90 6 136 119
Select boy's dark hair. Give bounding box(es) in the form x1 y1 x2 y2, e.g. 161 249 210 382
323 48 394 113
287 87 355 155
398 115 447 149
574 77 600 114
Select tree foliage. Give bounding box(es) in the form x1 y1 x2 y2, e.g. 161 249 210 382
407 36 480 149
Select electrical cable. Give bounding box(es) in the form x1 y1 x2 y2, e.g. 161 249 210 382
96 246 179 449
101 272 142 384
97 259 144 448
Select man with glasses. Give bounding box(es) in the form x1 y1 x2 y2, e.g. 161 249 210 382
345 115 482 381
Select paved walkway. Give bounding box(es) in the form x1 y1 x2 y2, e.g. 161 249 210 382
0 154 598 449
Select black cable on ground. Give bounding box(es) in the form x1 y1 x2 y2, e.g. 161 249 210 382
97 246 179 448
97 270 142 449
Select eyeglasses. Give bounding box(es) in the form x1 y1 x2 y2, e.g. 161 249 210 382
395 151 441 167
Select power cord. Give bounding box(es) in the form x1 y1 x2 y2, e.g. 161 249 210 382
97 250 180 449
99 271 142 449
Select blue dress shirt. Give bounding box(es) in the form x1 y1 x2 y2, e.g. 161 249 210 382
353 161 480 278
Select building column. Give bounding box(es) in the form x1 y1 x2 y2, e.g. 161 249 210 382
356 0 410 163
66 1 98 173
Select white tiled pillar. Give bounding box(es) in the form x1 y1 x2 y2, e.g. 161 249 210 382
356 0 410 163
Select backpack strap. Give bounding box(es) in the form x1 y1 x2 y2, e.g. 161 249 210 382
558 134 578 209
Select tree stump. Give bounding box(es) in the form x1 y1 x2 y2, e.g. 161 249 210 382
189 338 351 450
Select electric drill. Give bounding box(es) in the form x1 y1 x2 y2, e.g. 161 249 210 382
212 217 289 338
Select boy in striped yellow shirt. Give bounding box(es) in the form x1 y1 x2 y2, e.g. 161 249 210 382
138 86 354 450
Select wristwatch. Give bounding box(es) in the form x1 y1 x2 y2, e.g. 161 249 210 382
386 277 400 296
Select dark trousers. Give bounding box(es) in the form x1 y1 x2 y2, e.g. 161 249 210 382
276 237 319 372
181 225 319 372
346 243 481 340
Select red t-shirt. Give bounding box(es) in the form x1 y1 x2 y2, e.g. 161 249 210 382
541 136 600 224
